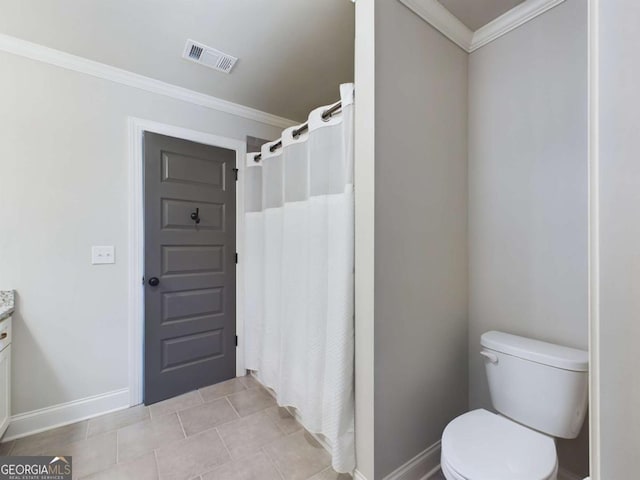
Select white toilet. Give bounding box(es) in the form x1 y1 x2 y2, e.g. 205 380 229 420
441 331 589 480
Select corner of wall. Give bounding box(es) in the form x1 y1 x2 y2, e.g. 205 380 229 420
354 0 376 478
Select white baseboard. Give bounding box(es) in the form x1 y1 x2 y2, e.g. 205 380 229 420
424 465 444 480
382 441 442 480
350 441 582 480
353 470 369 480
387 458 583 480
3 388 130 441
558 467 584 480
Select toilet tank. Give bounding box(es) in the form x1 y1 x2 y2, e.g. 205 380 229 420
481 331 588 439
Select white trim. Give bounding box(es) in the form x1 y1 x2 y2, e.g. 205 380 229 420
378 451 587 480
587 0 600 478
128 117 247 407
353 470 369 480
558 467 584 480
0 33 297 130
399 0 473 51
399 0 566 53
375 451 586 480
354 0 376 478
471 0 566 51
3 388 129 441
382 442 441 480
424 465 443 480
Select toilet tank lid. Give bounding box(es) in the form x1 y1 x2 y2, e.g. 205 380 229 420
481 331 588 372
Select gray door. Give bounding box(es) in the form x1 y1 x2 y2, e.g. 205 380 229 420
144 132 236 405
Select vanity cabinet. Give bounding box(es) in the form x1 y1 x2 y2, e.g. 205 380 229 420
0 318 12 437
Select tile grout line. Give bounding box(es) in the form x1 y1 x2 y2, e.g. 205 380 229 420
262 446 286 480
272 411 303 438
153 448 161 479
196 426 239 479
173 396 243 437
269 420 333 479
224 395 242 419
316 466 333 477
203 411 242 432
160 400 247 441
175 412 188 439
263 409 291 440
214 426 234 464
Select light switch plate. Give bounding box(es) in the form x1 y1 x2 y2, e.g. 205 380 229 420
92 246 115 265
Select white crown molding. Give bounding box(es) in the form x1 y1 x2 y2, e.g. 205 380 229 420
399 0 473 52
399 0 566 53
470 0 566 51
4 388 129 441
0 33 297 130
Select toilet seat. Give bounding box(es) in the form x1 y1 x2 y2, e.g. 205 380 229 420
441 456 467 480
441 409 558 480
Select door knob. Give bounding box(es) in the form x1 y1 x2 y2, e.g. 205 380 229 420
148 277 160 287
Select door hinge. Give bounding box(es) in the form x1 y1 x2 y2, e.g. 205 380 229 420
235 252 238 264
142 276 145 285
235 335 238 346
232 168 239 181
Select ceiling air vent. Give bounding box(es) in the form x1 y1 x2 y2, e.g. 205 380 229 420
182 39 238 74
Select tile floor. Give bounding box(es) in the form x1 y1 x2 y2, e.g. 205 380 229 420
0 375 351 480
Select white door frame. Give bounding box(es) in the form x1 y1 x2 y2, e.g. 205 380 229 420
587 0 600 476
127 117 247 407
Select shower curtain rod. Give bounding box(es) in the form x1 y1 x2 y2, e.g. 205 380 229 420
253 101 343 162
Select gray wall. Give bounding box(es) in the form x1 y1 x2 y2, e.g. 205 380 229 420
598 1 640 478
374 1 469 477
468 0 588 476
0 50 282 416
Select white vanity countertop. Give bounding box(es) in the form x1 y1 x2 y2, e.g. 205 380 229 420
0 291 14 322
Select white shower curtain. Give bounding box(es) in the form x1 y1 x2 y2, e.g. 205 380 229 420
244 83 355 473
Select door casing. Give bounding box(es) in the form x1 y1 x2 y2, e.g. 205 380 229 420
128 117 247 407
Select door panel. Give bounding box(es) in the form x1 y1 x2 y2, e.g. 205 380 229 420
162 151 226 188
162 200 224 230
144 132 236 405
161 329 224 370
162 288 224 321
161 245 224 275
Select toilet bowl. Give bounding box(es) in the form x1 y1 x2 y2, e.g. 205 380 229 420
440 331 588 480
441 409 558 480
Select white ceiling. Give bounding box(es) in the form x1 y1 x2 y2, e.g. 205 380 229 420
438 0 526 30
0 0 355 121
